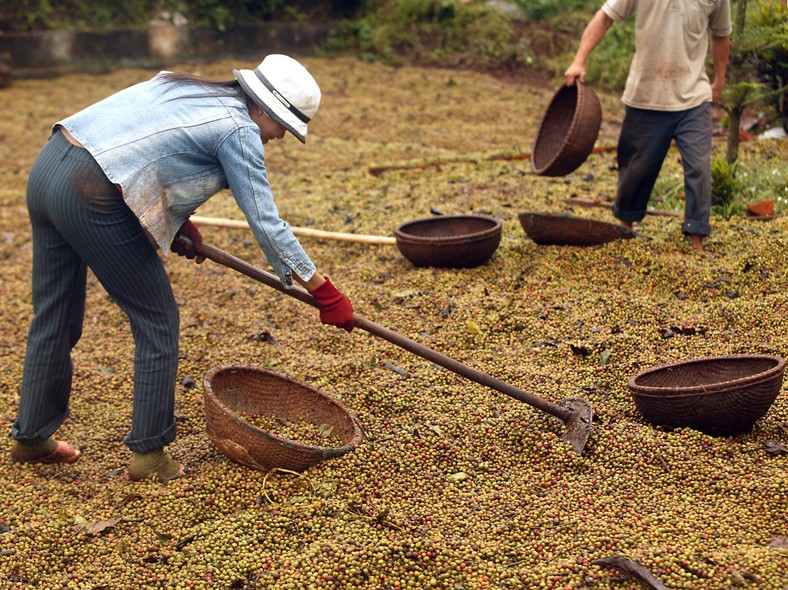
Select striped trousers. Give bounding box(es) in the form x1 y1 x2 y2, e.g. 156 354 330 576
12 129 179 453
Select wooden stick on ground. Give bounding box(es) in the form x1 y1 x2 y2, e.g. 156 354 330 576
564 197 681 218
368 145 620 176
564 198 784 222
190 215 397 245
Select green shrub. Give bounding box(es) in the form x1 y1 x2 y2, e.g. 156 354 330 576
333 0 521 68
584 18 634 91
711 156 741 218
394 0 458 22
508 0 598 23
544 9 634 93
0 0 324 32
653 154 787 218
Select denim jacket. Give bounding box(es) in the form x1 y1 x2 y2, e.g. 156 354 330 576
57 72 315 287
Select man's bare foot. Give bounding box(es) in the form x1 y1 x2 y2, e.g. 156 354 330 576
621 220 634 230
686 234 704 253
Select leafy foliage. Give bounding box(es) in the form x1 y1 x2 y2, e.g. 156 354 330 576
0 0 154 31
744 0 788 129
582 17 635 91
655 150 786 217
331 0 524 68
507 0 598 23
0 0 350 32
722 0 787 161
711 156 740 218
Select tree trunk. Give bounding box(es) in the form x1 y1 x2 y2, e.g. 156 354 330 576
726 0 748 163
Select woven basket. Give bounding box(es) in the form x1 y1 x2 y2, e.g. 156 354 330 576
519 212 635 246
629 355 786 436
395 215 502 268
204 366 363 472
532 82 601 177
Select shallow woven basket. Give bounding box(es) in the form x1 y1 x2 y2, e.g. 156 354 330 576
532 82 601 177
629 355 786 436
519 212 635 246
204 366 363 472
394 214 502 268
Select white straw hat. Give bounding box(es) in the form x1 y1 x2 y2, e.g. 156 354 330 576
234 54 320 143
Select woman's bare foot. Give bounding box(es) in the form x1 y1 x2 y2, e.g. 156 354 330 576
128 448 184 483
11 439 81 464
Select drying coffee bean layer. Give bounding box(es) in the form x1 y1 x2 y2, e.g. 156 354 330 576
237 411 344 448
1 58 786 589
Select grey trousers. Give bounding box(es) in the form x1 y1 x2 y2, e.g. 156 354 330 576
613 103 713 236
12 129 179 453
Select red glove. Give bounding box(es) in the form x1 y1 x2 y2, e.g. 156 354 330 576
171 219 205 264
309 277 354 332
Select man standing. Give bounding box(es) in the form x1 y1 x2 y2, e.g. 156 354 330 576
565 0 731 252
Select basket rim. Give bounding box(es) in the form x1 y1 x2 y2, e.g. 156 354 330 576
203 365 363 453
517 211 636 244
518 211 635 230
531 82 595 174
628 354 786 398
394 214 502 245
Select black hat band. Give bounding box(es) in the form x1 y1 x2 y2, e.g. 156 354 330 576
254 68 311 124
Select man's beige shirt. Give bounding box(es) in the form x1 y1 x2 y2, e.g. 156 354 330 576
602 0 731 111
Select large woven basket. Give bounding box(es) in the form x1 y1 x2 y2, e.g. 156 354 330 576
629 355 786 436
532 82 601 177
204 366 363 472
519 212 635 246
395 214 502 268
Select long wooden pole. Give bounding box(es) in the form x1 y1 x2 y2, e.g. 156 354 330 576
190 215 397 245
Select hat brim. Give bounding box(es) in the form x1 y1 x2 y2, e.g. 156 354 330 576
234 69 307 143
